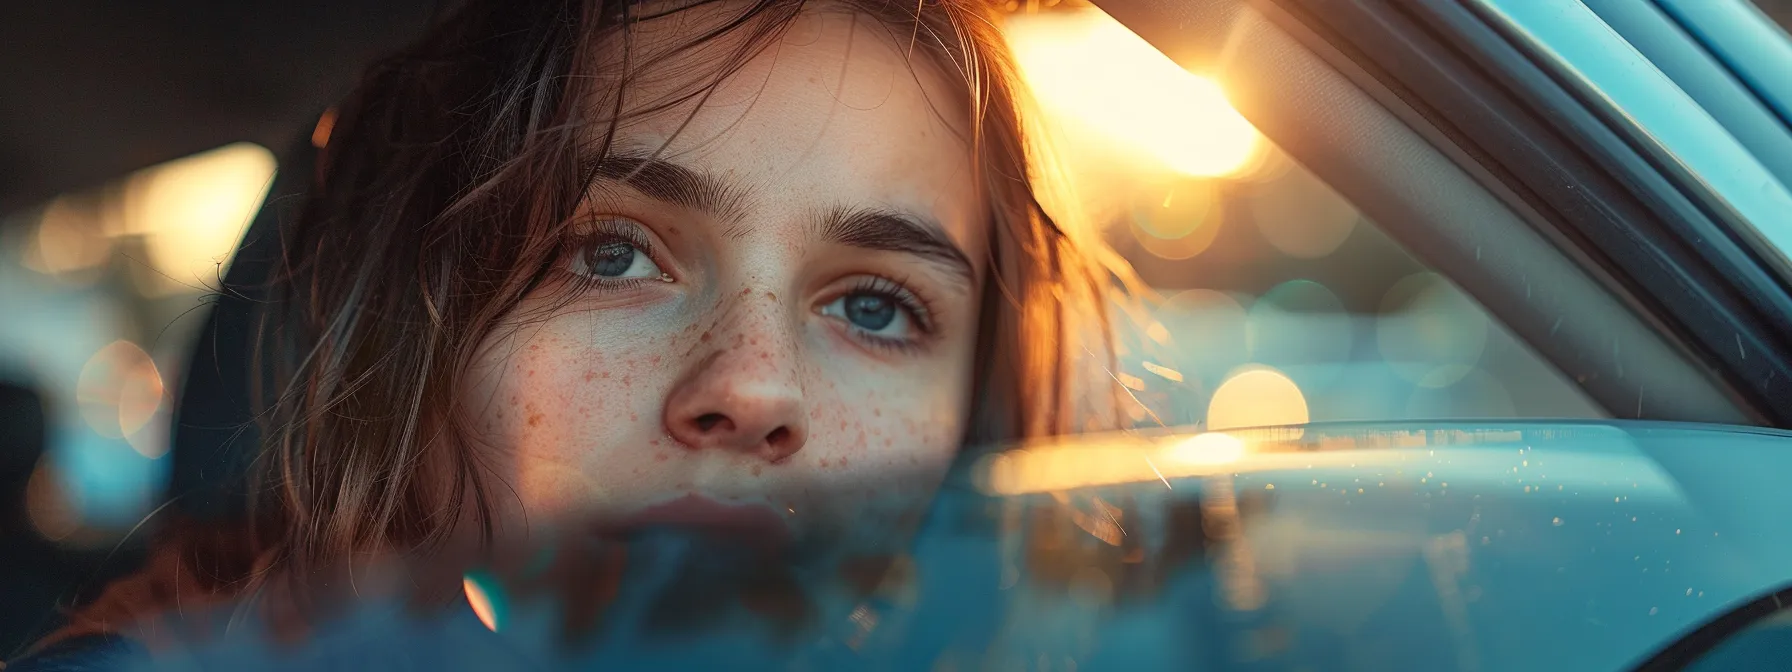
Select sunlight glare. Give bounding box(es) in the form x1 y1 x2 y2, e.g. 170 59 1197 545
1007 10 1260 178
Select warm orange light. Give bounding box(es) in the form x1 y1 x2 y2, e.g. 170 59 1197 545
1208 367 1309 431
122 143 277 296
75 340 165 446
1169 432 1245 465
26 459 81 541
463 575 501 632
1006 10 1261 178
27 197 113 276
1130 179 1223 259
311 108 338 149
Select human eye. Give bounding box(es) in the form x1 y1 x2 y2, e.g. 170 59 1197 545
818 276 936 351
563 218 669 285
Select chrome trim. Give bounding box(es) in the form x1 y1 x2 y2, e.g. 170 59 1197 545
1475 0 1792 280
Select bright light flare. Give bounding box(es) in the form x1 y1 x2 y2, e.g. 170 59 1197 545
1208 367 1309 431
123 143 277 295
1169 432 1246 465
1007 10 1261 178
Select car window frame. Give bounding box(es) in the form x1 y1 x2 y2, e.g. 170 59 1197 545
1205 0 1792 426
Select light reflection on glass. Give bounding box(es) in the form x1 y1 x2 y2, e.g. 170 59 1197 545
464 573 503 632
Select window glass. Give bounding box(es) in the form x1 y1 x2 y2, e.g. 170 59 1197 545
1005 8 1604 430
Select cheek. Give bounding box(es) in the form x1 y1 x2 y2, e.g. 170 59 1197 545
463 325 674 506
808 370 971 488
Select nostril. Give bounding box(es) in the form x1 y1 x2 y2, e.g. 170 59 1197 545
765 426 791 447
695 413 728 432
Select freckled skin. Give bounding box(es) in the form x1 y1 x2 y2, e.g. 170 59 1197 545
460 10 986 554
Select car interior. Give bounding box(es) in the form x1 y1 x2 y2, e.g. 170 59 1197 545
4 0 1792 667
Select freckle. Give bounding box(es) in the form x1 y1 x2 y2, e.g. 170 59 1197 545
765 291 776 300
655 453 669 462
527 412 545 427
751 465 762 476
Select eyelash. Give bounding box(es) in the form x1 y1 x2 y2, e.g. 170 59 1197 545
839 275 937 353
557 218 941 353
559 218 665 291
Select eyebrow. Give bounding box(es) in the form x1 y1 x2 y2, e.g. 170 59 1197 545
584 148 976 287
584 148 753 222
817 206 977 288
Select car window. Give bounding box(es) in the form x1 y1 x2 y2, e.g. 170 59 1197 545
1004 8 1604 431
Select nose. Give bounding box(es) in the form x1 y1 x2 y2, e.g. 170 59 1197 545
663 326 809 462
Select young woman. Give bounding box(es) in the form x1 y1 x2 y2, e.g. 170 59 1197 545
15 0 1127 664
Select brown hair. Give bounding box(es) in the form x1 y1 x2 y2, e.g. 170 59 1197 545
42 0 1123 647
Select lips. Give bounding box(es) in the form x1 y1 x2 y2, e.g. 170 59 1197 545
596 495 794 551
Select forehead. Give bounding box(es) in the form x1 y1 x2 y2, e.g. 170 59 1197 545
584 5 987 256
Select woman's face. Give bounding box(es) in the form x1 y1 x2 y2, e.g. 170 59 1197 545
462 9 987 556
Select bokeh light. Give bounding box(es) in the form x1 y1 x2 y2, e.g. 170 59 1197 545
1129 178 1223 260
122 143 277 295
74 340 164 443
26 458 81 541
1246 163 1358 259
1376 273 1489 387
1208 366 1309 431
1006 10 1261 178
27 197 113 277
1248 280 1351 389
